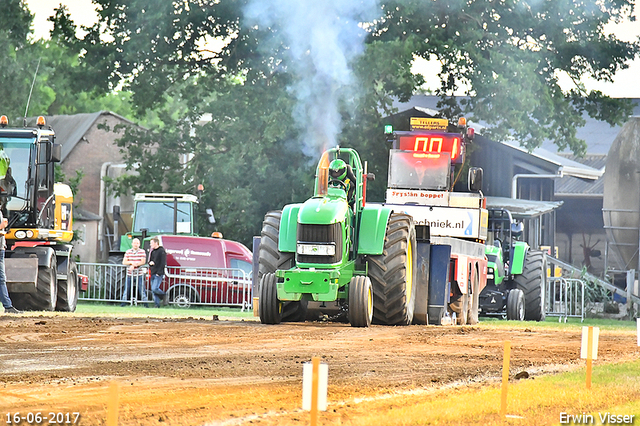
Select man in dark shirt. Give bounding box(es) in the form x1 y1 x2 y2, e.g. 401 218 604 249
148 237 167 307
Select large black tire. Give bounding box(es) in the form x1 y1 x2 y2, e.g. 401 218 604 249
369 213 417 325
56 259 78 312
348 276 373 327
258 210 307 322
259 273 281 324
104 254 126 301
514 250 547 321
13 262 58 311
506 288 525 320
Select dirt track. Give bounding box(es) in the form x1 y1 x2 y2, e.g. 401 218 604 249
0 314 638 425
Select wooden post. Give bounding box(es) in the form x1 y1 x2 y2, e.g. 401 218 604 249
500 341 511 419
107 382 119 426
310 356 320 426
586 326 593 389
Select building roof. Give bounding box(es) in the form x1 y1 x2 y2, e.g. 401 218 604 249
28 111 135 162
501 141 603 180
554 153 607 197
486 196 563 218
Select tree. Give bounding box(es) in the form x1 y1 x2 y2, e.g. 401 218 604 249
80 1 639 156
0 2 136 123
373 0 639 155
75 0 639 243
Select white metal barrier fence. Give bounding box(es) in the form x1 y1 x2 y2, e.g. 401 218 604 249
545 277 585 322
78 263 252 310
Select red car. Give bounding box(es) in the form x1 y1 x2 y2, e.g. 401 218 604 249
157 235 253 308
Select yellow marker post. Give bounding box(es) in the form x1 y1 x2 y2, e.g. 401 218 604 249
586 327 593 389
310 357 320 426
107 382 119 426
580 326 599 389
500 340 511 419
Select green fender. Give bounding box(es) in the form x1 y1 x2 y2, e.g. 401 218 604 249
357 205 393 255
485 244 505 285
509 241 529 275
278 204 302 253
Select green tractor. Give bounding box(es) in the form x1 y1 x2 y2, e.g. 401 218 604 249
479 208 547 321
257 147 417 327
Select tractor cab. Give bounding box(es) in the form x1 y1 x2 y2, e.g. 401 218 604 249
314 147 364 210
487 208 524 273
0 115 70 243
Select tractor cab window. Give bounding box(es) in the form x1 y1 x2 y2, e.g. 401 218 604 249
133 201 193 233
388 149 451 191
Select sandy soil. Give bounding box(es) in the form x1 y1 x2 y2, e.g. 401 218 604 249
0 314 638 425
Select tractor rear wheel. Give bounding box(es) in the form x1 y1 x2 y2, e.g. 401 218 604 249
514 250 547 321
506 288 525 320
56 259 78 312
259 273 281 324
348 276 373 327
258 210 307 322
104 254 126 301
369 213 417 325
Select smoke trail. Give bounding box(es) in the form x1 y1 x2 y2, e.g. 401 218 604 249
244 0 379 155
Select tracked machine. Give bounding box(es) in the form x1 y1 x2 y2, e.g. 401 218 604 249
0 115 81 311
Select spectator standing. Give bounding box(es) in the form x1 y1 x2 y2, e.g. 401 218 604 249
0 212 21 314
148 237 167 308
120 238 148 306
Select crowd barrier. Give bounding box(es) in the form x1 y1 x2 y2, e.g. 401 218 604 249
78 263 252 310
545 277 585 322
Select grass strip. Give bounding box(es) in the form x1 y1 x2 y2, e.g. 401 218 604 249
347 359 640 425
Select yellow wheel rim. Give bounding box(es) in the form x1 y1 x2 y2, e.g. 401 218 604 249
367 283 373 318
406 239 413 302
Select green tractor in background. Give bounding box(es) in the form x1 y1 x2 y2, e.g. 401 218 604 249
479 208 547 321
257 147 417 327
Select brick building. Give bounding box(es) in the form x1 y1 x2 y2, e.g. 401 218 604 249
35 111 141 262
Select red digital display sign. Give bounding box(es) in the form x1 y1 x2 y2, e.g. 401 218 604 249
398 133 461 162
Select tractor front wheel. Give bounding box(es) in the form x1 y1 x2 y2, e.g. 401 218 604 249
348 276 373 327
258 211 307 322
259 273 281 324
56 259 79 312
506 288 525 320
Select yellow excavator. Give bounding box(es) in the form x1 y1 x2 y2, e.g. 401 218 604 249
0 115 81 311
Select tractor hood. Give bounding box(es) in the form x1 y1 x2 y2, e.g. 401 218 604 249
298 193 350 225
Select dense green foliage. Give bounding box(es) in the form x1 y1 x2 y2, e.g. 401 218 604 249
0 1 133 123
2 0 638 245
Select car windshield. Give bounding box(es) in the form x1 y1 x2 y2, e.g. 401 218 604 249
133 201 192 233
